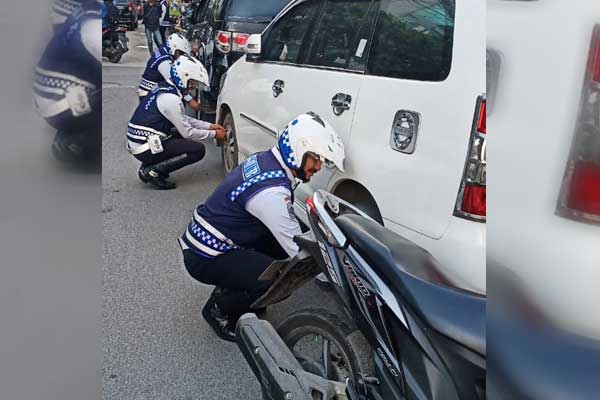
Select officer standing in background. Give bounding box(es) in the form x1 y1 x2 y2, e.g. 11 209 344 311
159 0 171 44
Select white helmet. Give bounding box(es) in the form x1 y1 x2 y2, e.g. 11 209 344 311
166 32 192 58
170 55 209 93
278 112 346 176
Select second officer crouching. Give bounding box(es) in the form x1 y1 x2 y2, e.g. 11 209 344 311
126 55 226 190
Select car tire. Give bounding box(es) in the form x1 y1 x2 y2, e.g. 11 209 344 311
221 112 239 175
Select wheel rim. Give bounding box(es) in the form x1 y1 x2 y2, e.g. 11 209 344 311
287 330 353 384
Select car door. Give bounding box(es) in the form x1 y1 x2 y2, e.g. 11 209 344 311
285 0 376 208
236 0 375 207
234 0 324 159
348 0 484 239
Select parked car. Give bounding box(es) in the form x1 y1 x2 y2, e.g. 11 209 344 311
114 0 140 31
217 0 486 293
186 0 291 119
487 0 600 338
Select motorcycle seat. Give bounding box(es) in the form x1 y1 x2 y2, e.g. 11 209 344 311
335 214 486 356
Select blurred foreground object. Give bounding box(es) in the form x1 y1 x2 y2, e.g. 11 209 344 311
35 0 101 168
488 265 600 400
487 0 600 339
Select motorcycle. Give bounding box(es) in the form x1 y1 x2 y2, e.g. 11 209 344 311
102 25 129 64
236 190 486 400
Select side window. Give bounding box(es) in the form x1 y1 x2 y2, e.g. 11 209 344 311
347 1 379 71
367 0 455 81
306 0 373 70
262 1 321 64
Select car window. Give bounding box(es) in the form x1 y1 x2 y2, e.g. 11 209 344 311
367 0 455 81
347 1 379 71
262 1 321 64
225 0 290 22
306 0 373 70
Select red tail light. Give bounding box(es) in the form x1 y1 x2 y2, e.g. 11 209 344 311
454 96 487 221
232 33 250 52
477 100 486 134
557 26 600 224
216 31 231 53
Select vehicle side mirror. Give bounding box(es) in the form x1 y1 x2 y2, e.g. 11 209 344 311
246 34 262 62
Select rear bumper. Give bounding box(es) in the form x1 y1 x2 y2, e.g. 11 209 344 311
236 314 347 400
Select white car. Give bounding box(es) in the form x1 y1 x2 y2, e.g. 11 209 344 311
217 0 486 293
488 0 600 338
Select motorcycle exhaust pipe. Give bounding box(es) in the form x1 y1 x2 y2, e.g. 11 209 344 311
236 314 347 400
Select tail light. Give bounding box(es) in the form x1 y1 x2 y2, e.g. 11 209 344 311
557 26 600 223
306 197 317 215
454 96 487 221
215 31 250 53
232 33 250 52
216 31 232 53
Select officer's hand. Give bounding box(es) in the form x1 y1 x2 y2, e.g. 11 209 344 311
209 124 225 132
214 128 227 141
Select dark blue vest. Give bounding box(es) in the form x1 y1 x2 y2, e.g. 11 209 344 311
37 5 100 92
35 3 101 128
160 0 171 25
139 47 172 92
128 82 179 145
181 150 293 258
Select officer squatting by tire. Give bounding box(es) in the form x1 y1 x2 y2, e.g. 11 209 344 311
127 55 226 190
178 113 346 341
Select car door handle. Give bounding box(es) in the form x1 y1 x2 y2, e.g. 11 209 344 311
272 80 285 98
331 93 352 116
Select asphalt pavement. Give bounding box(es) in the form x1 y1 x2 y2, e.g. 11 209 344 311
102 28 341 400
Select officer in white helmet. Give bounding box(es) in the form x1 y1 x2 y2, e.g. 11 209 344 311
127 55 226 190
178 112 345 341
137 32 200 112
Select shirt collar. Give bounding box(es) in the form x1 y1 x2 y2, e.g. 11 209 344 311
271 147 296 185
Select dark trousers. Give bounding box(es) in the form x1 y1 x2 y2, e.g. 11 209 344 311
159 26 168 44
135 137 205 168
183 235 288 317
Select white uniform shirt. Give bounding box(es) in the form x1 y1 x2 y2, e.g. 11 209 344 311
245 148 302 258
127 92 215 153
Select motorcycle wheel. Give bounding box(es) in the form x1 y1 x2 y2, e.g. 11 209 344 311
108 47 123 63
274 308 374 400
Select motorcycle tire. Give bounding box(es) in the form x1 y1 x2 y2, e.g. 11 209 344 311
108 48 123 63
274 308 374 399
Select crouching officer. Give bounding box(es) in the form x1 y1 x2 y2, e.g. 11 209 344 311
138 32 200 112
35 0 101 167
178 112 346 341
127 55 226 190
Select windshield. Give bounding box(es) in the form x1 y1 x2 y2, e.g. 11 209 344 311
225 0 289 22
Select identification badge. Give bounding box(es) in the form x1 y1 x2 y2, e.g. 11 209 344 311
65 85 92 117
148 134 164 154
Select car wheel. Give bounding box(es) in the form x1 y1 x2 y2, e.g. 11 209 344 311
221 112 239 174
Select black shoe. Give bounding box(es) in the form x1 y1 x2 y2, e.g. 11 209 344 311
201 299 237 342
138 166 176 190
52 130 100 169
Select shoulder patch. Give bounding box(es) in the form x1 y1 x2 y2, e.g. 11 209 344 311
242 154 261 181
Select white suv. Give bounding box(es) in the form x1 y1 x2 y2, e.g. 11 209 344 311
488 0 600 338
217 0 486 293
